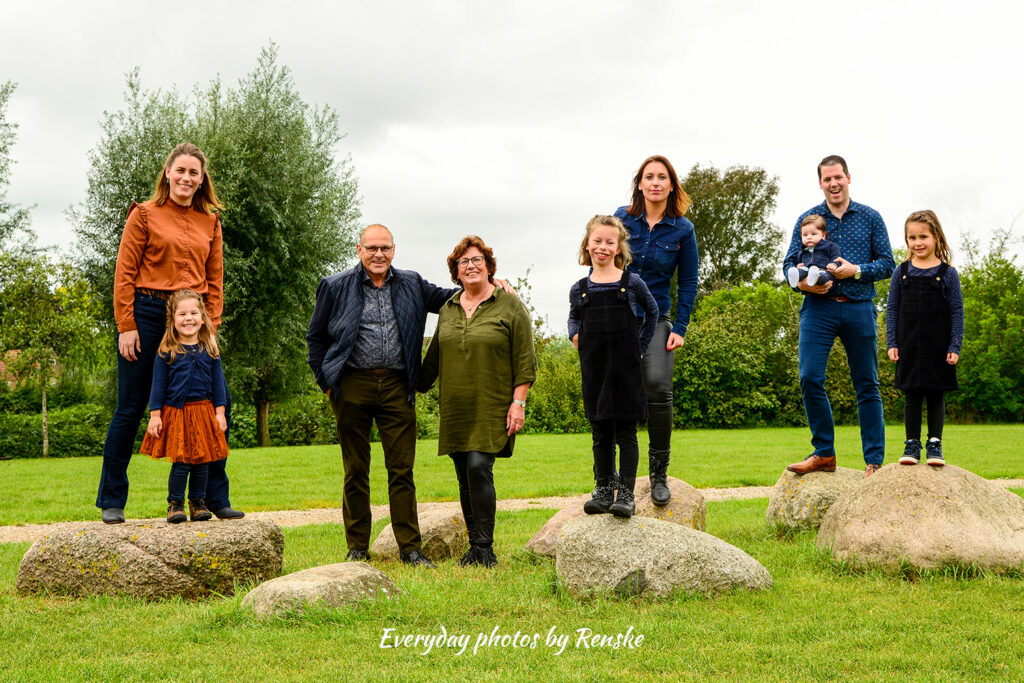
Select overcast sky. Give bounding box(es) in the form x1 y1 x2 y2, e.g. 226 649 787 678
3 0 1023 333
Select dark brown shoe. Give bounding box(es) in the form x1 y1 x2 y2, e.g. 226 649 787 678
786 454 837 474
188 499 213 522
166 500 187 524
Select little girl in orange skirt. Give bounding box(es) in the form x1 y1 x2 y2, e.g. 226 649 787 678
141 289 229 523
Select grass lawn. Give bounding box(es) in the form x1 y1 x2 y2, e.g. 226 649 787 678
3 499 1024 680
1 424 1022 526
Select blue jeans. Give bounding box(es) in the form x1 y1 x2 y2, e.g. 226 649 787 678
95 292 233 510
798 297 885 465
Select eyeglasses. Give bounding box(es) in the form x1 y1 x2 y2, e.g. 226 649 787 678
360 245 394 255
457 256 485 268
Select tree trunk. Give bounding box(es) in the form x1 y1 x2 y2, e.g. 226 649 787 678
255 393 271 447
41 384 49 458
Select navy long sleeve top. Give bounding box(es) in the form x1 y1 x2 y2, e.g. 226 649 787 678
148 345 227 411
885 263 965 355
567 271 660 355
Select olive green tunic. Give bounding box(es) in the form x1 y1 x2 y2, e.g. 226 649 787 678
420 288 537 456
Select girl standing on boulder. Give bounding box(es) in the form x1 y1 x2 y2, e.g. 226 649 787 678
142 289 229 523
886 210 963 467
569 215 658 518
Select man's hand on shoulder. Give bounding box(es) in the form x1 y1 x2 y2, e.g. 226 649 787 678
494 278 517 296
829 257 858 279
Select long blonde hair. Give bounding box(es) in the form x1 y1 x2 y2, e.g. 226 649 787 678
578 215 632 269
904 210 952 264
158 289 220 363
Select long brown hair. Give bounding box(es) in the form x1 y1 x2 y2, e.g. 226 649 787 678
149 143 223 214
904 210 952 264
158 289 220 363
625 154 691 218
578 215 632 269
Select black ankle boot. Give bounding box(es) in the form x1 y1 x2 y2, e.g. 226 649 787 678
584 477 615 514
649 454 671 506
609 476 636 518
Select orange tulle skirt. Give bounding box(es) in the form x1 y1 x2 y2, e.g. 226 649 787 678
141 400 229 464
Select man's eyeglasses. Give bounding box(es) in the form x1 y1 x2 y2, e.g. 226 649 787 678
457 256 485 268
360 245 394 255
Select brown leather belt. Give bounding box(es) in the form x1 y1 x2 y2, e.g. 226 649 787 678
135 288 173 300
826 294 852 302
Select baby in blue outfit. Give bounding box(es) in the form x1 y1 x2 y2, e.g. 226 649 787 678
787 214 843 289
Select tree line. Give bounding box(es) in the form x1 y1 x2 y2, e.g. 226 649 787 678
1 48 1021 458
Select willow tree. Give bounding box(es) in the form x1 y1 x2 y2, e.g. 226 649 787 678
72 45 360 446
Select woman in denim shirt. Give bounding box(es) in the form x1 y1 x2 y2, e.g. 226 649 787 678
613 155 699 506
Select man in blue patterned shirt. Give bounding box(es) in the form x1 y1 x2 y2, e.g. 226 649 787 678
783 155 895 478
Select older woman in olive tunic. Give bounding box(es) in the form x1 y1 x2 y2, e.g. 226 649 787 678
419 236 536 568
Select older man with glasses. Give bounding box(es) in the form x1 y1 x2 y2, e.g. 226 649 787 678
307 224 513 567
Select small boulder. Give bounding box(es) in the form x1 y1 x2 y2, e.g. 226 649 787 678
242 562 399 619
817 464 1024 572
525 476 706 558
16 519 283 600
370 508 468 562
766 467 863 531
556 515 772 598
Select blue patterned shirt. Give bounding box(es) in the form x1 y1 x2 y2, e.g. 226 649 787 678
783 200 895 301
347 267 405 371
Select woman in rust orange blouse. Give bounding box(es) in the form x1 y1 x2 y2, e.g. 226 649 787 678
95 143 243 524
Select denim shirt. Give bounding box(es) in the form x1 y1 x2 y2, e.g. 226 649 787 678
783 200 895 301
148 345 227 411
614 206 699 337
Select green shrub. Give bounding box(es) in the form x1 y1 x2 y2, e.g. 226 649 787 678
0 403 108 458
522 338 588 434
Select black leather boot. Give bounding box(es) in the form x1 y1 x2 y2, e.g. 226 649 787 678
649 454 671 506
609 476 636 518
584 477 615 514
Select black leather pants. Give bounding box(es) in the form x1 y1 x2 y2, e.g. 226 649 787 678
451 451 497 548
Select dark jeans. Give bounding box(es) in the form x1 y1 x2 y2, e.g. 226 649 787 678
451 451 496 548
904 389 945 440
331 369 421 554
590 419 639 480
798 297 885 465
96 292 233 510
168 462 210 502
641 315 674 459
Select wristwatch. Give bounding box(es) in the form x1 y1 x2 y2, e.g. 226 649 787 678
854 266 862 281
512 399 527 408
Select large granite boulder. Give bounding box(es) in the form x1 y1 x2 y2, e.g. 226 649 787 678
817 464 1024 571
525 476 706 558
767 467 863 531
556 515 772 598
16 519 283 600
242 562 399 619
370 508 468 562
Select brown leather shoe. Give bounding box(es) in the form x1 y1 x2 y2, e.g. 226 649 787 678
786 454 837 474
864 463 882 478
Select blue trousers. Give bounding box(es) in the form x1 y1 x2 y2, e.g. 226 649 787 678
95 292 233 510
798 297 885 465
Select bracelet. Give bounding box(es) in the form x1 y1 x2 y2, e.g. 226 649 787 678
512 399 527 408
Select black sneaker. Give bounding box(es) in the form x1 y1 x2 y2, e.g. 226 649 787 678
899 439 922 465
926 440 945 467
345 549 371 562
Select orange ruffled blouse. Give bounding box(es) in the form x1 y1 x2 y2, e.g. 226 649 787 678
113 200 224 333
